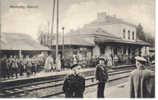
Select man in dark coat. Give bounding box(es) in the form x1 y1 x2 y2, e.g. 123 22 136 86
96 57 109 98
25 56 32 77
1 56 8 79
63 64 85 98
129 56 155 98
18 56 25 76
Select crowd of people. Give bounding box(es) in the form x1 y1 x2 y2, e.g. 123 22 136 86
0 53 79 79
0 52 155 98
0 55 45 79
0 52 155 79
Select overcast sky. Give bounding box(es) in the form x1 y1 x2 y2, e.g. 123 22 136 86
1 0 155 40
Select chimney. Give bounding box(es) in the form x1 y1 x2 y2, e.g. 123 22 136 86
113 14 116 18
97 12 107 21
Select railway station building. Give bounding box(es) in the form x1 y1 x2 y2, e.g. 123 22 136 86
51 12 150 66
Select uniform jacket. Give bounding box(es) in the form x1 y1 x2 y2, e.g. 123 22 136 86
11 59 18 69
129 68 155 98
44 56 54 70
63 74 85 98
96 64 108 82
1 58 7 70
56 56 61 70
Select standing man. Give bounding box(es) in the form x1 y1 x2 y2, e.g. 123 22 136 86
96 58 109 98
25 55 32 77
56 53 61 71
18 56 24 76
8 55 14 78
1 55 8 79
44 54 54 72
12 56 19 78
63 64 85 98
129 56 155 98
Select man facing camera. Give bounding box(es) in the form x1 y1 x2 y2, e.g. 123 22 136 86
63 64 85 98
96 57 109 98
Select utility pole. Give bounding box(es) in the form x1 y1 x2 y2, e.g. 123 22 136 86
0 0 2 55
47 21 50 46
0 0 2 75
56 0 59 59
51 0 56 49
62 27 65 59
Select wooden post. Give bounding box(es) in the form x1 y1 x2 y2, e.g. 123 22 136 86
0 0 2 76
62 27 64 58
56 0 59 61
51 0 56 49
0 0 1 50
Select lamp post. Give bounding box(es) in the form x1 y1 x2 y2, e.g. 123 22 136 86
51 0 56 49
56 0 59 60
62 27 65 58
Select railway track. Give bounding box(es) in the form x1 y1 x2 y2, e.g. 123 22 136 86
45 65 155 98
0 65 154 98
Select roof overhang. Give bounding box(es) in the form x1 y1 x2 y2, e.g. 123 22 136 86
95 37 150 46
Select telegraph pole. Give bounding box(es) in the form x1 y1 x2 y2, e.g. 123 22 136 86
51 0 56 48
56 0 59 59
62 27 65 58
0 0 2 75
47 21 50 46
0 0 2 55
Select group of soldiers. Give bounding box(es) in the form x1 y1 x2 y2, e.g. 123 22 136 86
62 56 155 98
0 55 44 79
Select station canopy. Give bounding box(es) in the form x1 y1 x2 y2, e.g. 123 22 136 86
95 35 150 46
51 34 95 47
0 33 50 51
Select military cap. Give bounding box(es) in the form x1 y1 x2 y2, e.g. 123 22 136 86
98 57 107 64
71 64 79 69
135 56 147 62
98 57 105 61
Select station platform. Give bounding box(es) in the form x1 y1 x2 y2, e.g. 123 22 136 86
85 82 129 98
0 64 135 83
0 68 94 83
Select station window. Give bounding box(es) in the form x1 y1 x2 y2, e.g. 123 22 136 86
123 29 126 39
132 32 135 40
128 30 130 40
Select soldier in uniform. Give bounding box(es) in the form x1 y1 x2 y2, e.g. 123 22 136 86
12 56 19 78
8 55 14 78
96 57 109 98
25 55 32 77
63 64 85 98
44 54 54 72
129 56 155 98
32 56 38 75
1 56 8 79
18 56 25 76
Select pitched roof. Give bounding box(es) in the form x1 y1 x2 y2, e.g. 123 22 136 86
0 33 50 51
51 34 95 46
88 15 137 28
95 36 150 46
